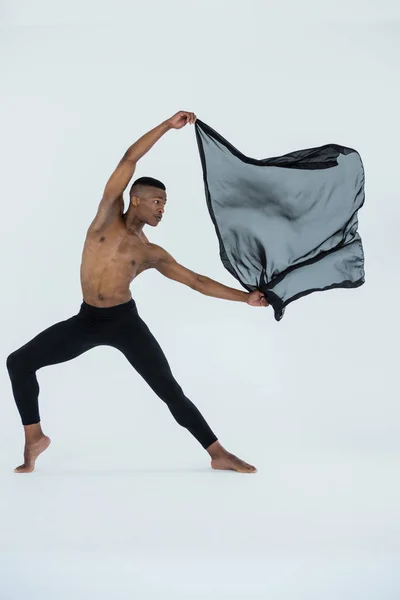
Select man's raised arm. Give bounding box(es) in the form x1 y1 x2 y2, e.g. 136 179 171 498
102 110 197 202
92 111 196 230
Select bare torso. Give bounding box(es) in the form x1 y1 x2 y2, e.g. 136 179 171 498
80 214 155 307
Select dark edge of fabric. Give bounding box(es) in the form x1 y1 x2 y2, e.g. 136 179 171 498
258 289 286 321
262 277 365 322
267 235 365 292
262 234 366 320
195 119 359 169
194 122 253 293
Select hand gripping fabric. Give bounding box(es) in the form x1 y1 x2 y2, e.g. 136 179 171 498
194 119 365 321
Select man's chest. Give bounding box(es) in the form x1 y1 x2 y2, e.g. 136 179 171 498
84 227 154 272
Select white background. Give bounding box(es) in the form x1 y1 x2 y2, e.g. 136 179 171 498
1 1 399 598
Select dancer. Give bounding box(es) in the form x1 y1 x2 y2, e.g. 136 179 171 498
6 110 268 474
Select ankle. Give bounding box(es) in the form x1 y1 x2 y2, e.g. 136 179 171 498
24 423 44 443
206 440 226 459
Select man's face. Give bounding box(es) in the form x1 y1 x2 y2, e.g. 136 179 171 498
135 187 167 226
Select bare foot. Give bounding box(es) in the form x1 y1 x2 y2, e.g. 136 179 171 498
14 435 51 473
211 451 257 474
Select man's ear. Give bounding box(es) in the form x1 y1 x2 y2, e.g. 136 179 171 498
130 195 140 208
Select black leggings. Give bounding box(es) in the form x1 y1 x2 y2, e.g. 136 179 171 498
6 298 218 449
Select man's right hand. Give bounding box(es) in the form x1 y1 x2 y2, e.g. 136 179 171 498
247 290 269 307
166 111 197 130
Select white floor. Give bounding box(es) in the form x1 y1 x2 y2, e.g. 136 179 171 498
1 415 399 600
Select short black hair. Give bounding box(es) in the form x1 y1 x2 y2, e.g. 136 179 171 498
130 176 166 196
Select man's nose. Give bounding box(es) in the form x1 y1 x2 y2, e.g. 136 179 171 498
157 205 164 214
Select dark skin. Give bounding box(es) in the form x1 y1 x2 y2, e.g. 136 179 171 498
15 111 268 474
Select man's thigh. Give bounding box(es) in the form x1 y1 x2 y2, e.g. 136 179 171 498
10 315 98 370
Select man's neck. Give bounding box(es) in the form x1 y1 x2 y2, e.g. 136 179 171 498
123 211 145 236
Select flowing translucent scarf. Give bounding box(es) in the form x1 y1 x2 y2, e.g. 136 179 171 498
195 120 365 321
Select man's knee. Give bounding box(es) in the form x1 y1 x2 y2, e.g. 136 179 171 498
6 351 18 373
159 378 185 403
6 349 29 376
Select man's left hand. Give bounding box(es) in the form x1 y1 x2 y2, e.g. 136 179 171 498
247 290 269 307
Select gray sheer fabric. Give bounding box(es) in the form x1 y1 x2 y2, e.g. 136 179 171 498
195 120 365 321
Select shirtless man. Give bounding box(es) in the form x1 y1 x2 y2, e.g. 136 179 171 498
6 110 269 474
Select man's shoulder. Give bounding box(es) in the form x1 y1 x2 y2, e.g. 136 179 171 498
137 231 174 264
145 242 174 266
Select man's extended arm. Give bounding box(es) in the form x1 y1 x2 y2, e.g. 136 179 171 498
154 247 268 306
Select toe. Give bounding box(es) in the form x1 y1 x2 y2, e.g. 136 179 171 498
14 464 33 473
246 464 257 473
